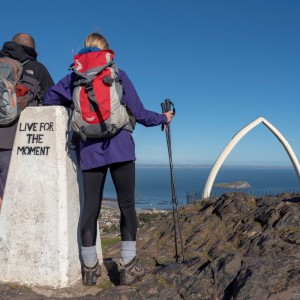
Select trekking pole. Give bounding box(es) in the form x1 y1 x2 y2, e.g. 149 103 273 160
161 99 185 263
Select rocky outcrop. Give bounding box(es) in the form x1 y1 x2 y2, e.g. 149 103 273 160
100 192 300 299
1 192 300 299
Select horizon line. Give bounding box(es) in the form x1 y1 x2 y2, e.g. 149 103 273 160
135 163 295 168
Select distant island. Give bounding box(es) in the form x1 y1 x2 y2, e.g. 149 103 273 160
213 181 251 189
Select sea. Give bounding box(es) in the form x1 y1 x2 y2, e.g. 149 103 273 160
103 164 300 210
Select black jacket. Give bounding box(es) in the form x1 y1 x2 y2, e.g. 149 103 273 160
0 41 55 149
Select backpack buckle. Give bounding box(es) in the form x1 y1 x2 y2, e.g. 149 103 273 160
103 76 114 86
85 81 93 92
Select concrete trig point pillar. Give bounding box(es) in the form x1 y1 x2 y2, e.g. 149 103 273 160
0 106 102 288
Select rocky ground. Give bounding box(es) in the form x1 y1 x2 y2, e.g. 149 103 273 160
1 192 300 299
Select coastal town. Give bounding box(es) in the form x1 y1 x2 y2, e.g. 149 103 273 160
99 200 169 236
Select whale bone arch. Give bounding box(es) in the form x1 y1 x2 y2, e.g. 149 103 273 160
202 116 300 199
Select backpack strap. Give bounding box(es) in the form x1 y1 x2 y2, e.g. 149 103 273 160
22 59 30 66
19 59 43 106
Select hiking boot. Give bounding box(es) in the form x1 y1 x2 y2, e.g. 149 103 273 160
82 261 101 286
119 256 145 285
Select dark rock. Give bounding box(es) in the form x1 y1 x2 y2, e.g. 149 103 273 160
1 192 300 299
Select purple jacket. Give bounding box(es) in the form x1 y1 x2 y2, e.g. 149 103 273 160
43 68 167 170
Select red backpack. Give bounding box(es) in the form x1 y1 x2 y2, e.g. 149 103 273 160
71 50 134 140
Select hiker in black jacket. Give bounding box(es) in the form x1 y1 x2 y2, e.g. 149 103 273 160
0 33 54 209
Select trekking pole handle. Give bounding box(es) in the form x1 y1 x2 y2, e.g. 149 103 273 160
161 98 175 115
161 99 175 131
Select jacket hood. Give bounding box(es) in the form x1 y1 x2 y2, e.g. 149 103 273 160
0 41 37 63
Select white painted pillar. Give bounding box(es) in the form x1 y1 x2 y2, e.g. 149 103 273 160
0 106 102 288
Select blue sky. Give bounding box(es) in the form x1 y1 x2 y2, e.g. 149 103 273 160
1 0 300 166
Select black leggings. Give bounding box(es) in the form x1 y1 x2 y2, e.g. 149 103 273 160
81 161 137 247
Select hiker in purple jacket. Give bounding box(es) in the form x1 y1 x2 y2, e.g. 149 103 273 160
43 32 173 286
